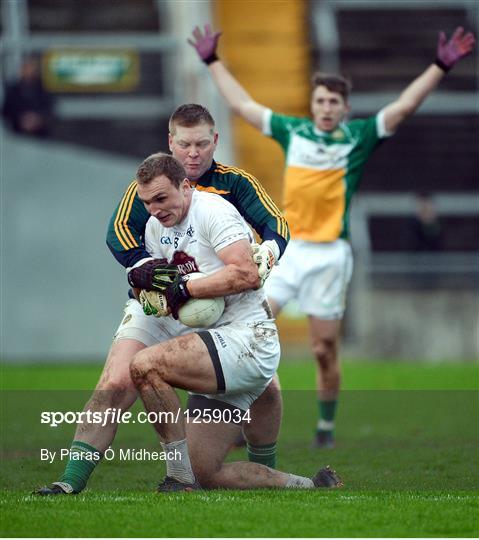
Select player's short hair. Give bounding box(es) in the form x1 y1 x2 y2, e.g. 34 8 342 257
136 153 186 188
169 103 215 134
311 72 352 101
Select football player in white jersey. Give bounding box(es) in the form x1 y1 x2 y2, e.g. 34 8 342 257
189 24 476 448
126 153 342 490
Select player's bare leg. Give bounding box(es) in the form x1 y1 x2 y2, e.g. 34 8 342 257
186 420 341 489
269 297 342 448
34 339 143 495
231 296 283 466
309 317 342 448
130 332 342 490
130 333 218 489
73 339 142 450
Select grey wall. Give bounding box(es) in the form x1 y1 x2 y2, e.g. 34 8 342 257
1 126 139 360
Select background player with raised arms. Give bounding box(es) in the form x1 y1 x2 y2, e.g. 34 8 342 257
189 25 475 448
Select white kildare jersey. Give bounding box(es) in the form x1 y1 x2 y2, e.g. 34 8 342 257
144 189 270 326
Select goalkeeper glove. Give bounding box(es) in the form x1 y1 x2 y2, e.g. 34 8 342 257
251 240 280 287
128 259 179 292
139 290 169 317
435 26 475 72
165 274 191 319
188 23 222 65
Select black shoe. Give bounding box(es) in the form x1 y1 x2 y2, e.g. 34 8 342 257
33 482 75 496
312 430 335 449
157 476 201 492
312 466 343 488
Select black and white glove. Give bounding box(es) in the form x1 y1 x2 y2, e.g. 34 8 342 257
128 259 179 292
251 240 280 287
165 274 191 319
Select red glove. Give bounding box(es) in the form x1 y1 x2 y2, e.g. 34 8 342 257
188 24 222 65
435 26 476 72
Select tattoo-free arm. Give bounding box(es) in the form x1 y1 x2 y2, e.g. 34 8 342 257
382 27 475 134
188 24 266 130
186 239 260 298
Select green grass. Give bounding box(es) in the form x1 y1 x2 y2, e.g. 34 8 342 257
1 359 478 537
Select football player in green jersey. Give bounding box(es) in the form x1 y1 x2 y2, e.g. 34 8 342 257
34 105 289 496
189 24 475 448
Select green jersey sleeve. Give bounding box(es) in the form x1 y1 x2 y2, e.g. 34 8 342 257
106 180 151 268
268 112 307 152
213 164 289 255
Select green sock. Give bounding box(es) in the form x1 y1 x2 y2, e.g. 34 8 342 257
59 441 102 493
247 442 277 469
317 399 337 433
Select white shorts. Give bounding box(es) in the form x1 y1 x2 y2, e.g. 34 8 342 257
114 299 280 411
265 239 353 320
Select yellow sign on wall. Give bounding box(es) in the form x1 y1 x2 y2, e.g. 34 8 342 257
42 49 139 92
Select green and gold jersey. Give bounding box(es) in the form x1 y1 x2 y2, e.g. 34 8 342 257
107 160 289 269
264 110 390 241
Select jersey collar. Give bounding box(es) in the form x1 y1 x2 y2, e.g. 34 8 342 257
189 160 216 187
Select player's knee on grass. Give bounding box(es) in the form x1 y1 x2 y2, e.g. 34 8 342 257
192 462 221 489
189 440 227 489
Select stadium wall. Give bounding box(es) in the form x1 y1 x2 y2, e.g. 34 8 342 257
1 126 136 360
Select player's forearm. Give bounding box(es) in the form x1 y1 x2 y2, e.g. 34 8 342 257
383 65 444 132
208 61 251 110
187 264 260 298
261 226 289 259
398 64 444 115
209 61 264 129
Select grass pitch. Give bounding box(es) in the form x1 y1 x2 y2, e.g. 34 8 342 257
1 359 478 537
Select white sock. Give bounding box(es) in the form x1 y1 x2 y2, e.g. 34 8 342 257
160 439 195 484
317 419 335 431
285 474 315 489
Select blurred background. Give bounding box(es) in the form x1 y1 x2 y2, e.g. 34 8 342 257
1 0 478 362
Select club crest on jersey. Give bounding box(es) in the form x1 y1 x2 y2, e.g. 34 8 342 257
171 251 199 275
331 129 345 141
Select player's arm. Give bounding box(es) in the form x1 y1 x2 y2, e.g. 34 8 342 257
227 171 289 284
190 239 259 298
229 171 289 257
106 181 151 268
164 238 259 319
382 27 475 134
188 24 266 131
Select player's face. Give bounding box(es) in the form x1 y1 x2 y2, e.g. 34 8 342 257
311 85 350 132
169 123 218 180
137 175 191 227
